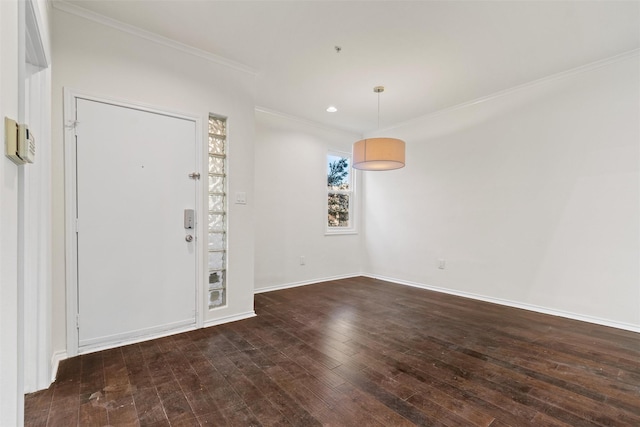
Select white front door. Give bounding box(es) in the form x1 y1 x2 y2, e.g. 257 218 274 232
75 98 197 350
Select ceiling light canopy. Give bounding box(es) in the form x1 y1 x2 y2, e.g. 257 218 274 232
352 86 406 171
326 106 338 113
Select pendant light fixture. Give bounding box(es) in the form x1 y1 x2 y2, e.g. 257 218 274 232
352 86 405 171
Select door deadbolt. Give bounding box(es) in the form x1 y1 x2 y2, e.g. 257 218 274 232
184 209 195 229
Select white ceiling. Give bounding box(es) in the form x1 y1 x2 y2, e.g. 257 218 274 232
61 1 639 135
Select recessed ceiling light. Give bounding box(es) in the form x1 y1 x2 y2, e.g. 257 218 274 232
326 106 338 113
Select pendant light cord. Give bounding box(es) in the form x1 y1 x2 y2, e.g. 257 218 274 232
377 91 380 130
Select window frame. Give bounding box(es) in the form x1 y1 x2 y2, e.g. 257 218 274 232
326 150 357 235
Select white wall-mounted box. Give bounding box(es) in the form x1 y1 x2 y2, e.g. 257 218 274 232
5 117 35 164
5 117 23 165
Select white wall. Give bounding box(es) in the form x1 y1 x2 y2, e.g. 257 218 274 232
0 1 22 423
363 53 640 330
51 8 256 355
254 110 362 291
1 0 52 423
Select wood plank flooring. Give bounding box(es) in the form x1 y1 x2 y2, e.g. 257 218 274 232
25 277 640 426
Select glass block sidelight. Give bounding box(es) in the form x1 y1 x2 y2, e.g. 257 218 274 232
208 232 225 251
209 270 225 290
208 115 227 309
208 213 225 232
209 155 224 175
208 175 224 194
209 288 225 308
208 194 225 213
209 135 225 155
208 118 226 136
208 251 225 271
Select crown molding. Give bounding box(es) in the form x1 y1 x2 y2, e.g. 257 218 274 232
381 48 640 134
255 106 360 137
53 0 257 76
260 49 638 138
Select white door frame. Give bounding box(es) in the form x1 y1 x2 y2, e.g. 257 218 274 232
20 0 52 392
63 89 205 356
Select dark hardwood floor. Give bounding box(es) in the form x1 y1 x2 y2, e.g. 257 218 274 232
25 277 640 426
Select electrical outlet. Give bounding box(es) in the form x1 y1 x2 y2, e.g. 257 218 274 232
300 256 306 266
437 258 446 269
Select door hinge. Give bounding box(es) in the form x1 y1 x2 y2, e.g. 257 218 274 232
75 218 79 233
75 314 80 329
188 172 201 180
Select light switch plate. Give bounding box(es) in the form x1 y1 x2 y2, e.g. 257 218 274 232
235 192 247 204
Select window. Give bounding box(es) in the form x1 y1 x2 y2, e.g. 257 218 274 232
208 115 227 309
327 151 355 233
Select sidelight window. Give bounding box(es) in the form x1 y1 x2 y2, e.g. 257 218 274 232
208 115 227 309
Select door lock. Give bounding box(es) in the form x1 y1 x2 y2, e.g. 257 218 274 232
184 209 195 229
185 235 193 242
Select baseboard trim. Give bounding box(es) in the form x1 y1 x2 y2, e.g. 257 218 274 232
50 350 67 383
364 274 640 333
78 324 198 356
254 273 363 294
203 311 256 328
79 319 196 349
48 312 256 383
